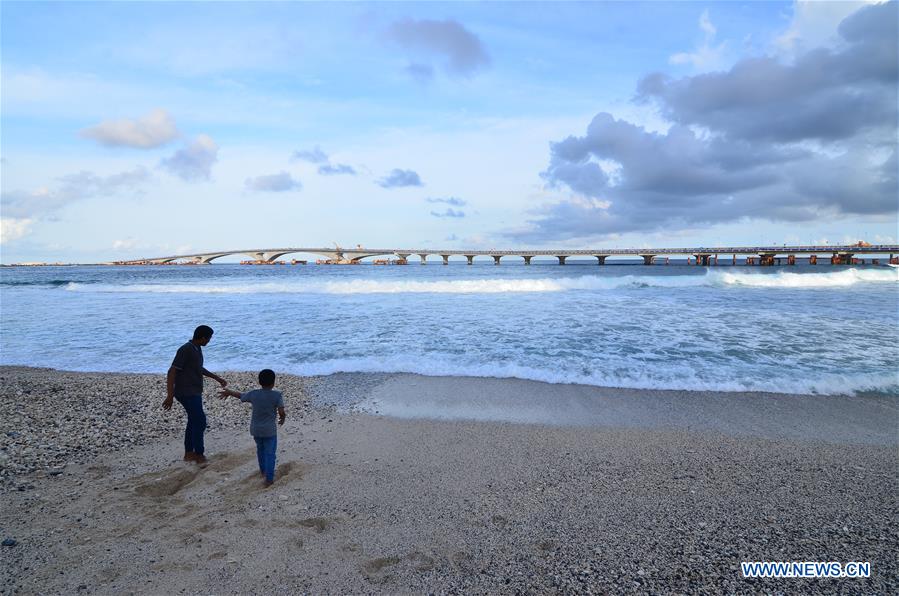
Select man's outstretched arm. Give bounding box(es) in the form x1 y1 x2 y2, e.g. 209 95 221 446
202 368 228 387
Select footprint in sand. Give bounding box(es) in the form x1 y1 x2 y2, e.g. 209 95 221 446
134 468 199 497
293 516 337 533
406 551 436 572
362 557 401 583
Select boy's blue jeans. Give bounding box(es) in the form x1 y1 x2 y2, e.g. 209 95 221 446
254 436 277 482
175 395 206 456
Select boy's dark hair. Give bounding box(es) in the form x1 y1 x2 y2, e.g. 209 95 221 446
258 369 276 386
193 325 214 340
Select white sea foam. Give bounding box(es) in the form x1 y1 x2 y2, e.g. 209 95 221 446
62 267 898 295
206 355 899 396
714 267 898 288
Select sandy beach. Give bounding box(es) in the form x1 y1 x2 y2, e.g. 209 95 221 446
1 366 897 594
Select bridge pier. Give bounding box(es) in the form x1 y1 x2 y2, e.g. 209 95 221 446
465 255 475 265
441 254 450 265
595 256 606 265
418 254 428 265
493 255 502 266
759 254 776 266
523 255 532 265
694 254 711 266
809 254 817 265
641 255 655 265
556 255 567 265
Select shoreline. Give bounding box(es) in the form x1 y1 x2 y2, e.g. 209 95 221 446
2 366 897 593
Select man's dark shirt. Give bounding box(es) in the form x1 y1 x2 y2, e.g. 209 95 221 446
171 341 204 397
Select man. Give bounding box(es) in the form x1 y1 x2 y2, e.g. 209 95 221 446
163 325 228 465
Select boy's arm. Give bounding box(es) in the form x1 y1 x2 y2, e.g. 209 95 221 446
278 407 286 425
218 388 242 399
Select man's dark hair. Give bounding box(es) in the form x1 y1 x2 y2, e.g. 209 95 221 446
193 325 214 340
259 369 276 386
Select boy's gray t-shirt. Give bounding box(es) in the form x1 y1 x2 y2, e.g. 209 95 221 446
240 389 284 438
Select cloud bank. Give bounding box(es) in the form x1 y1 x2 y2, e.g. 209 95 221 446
80 108 179 149
426 197 466 207
291 146 328 164
1 167 151 243
517 1 897 242
378 168 423 188
387 18 490 79
430 208 465 218
160 134 219 181
245 171 301 192
318 163 356 176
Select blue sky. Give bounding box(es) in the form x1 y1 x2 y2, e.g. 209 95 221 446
1 1 896 262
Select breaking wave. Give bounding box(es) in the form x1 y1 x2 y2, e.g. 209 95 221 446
62 267 898 294
187 355 899 396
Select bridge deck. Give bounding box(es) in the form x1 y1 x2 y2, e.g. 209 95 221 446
113 245 899 265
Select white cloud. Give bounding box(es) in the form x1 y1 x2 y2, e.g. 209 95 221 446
160 134 218 181
1 167 150 218
386 18 490 79
773 0 882 56
377 168 423 188
1 218 35 244
80 108 179 149
245 171 302 192
669 9 728 72
112 238 138 250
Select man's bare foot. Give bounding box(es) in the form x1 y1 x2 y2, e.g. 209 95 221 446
183 452 197 461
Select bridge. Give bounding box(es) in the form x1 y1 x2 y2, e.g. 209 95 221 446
110 244 899 266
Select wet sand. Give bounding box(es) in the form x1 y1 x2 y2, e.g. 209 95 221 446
1 367 897 594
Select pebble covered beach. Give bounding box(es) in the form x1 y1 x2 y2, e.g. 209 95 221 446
1 367 898 594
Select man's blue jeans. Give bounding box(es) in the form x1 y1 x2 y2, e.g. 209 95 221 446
254 436 277 482
175 395 206 456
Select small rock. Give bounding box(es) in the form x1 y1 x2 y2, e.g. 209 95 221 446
2 538 17 547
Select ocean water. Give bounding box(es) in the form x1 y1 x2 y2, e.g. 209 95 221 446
1 261 897 395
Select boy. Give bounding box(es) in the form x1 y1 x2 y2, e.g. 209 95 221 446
219 369 286 486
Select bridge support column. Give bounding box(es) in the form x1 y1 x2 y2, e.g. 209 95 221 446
396 254 410 264
441 255 450 265
523 256 532 265
733 254 737 265
419 254 428 265
595 256 606 265
787 255 796 265
641 255 655 265
809 254 817 265
493 255 502 266
465 255 475 265
557 255 567 265
759 254 775 266
694 255 711 266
